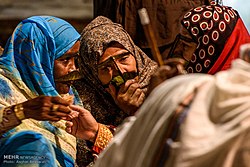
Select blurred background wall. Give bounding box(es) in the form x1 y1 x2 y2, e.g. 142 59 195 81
0 0 93 47
223 0 250 33
0 0 248 48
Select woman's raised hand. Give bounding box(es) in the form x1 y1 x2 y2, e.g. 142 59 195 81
107 79 145 115
22 96 72 121
147 58 187 95
65 105 98 142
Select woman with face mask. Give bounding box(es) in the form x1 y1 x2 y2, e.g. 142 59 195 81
75 16 158 124
73 16 158 166
91 3 250 167
0 16 98 167
150 1 250 90
168 1 250 74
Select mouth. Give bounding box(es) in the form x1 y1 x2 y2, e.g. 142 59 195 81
103 71 138 90
54 81 72 94
54 71 83 84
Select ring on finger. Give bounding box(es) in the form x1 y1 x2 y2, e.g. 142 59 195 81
52 104 59 112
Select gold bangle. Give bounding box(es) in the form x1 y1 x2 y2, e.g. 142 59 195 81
14 103 25 120
93 123 113 153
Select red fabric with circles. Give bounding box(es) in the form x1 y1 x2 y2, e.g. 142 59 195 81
208 18 250 74
182 2 250 74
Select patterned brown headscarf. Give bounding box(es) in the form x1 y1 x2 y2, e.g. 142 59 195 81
182 1 250 74
74 16 158 166
76 16 158 124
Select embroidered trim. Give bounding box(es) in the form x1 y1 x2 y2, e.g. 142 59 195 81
92 123 113 154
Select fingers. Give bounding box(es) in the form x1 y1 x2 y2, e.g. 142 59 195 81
65 120 78 137
48 96 72 115
126 89 145 110
164 58 187 75
65 121 74 133
118 80 141 101
138 92 145 105
49 111 69 118
112 80 144 114
106 84 117 99
45 115 61 121
40 108 76 122
27 96 70 111
23 96 76 121
119 79 138 94
125 83 140 96
48 103 78 121
164 57 186 65
68 105 82 112
108 80 140 101
51 96 71 106
68 110 79 119
131 89 145 103
50 104 71 114
69 105 89 115
22 96 86 122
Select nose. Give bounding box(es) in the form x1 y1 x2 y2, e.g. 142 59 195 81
111 61 125 77
69 58 77 73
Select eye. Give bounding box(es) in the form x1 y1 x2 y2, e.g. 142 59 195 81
118 54 130 63
99 65 111 73
59 57 72 64
121 55 129 61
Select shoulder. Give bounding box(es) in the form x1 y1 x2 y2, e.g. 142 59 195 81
0 73 27 105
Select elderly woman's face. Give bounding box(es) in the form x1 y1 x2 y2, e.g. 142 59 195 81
98 44 137 85
54 41 80 94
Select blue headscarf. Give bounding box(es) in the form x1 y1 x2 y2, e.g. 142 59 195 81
0 16 80 96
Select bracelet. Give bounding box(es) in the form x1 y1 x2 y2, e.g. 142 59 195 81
14 103 25 120
92 123 113 154
105 125 116 134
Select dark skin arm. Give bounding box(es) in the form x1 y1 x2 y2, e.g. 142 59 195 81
147 58 187 96
65 105 98 142
107 79 145 115
22 96 72 121
23 96 99 142
0 96 75 135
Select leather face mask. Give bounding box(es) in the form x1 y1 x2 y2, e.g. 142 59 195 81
103 71 138 91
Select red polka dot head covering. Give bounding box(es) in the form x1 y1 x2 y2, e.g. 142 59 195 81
182 1 239 73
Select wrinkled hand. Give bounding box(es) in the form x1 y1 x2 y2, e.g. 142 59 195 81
65 105 98 142
106 79 145 115
240 44 250 63
22 96 72 121
148 58 186 95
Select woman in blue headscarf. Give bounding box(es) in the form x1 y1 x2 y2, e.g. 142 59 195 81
0 16 98 167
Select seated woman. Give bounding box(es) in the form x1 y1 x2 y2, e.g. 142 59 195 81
94 52 250 167
168 1 250 74
150 1 250 89
70 2 250 165
73 16 158 166
0 16 98 167
87 2 250 167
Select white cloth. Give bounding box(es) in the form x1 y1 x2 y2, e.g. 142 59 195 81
94 59 250 167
